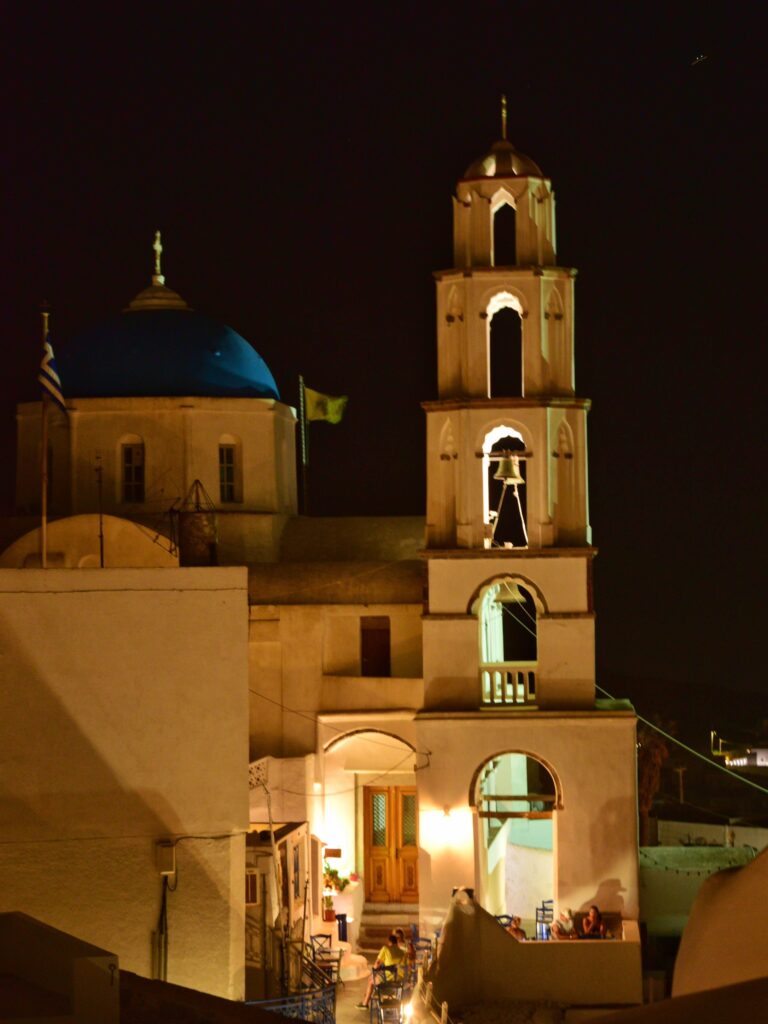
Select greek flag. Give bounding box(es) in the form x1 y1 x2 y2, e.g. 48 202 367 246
38 340 66 411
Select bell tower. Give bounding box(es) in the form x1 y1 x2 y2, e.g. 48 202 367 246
422 114 596 710
417 123 639 930
425 105 590 552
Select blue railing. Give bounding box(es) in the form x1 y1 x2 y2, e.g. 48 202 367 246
247 984 336 1024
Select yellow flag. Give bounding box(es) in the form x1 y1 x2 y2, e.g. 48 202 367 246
305 386 348 424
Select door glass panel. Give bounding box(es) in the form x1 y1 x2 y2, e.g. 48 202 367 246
401 793 416 846
372 792 387 847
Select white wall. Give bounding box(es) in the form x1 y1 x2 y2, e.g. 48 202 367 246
0 567 250 999
416 713 639 927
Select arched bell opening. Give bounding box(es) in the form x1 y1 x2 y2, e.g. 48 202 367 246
492 202 517 266
486 292 524 399
482 424 528 550
470 751 561 928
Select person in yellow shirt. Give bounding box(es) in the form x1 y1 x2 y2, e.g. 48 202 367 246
356 932 406 1008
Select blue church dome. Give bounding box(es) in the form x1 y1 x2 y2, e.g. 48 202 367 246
58 276 280 401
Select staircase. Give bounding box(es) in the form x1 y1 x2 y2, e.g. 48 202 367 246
357 903 420 958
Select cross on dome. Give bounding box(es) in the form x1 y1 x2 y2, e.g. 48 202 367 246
152 230 165 286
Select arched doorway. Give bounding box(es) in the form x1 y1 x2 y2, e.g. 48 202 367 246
321 730 418 904
470 751 561 926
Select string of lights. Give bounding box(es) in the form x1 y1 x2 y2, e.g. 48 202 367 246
639 847 756 875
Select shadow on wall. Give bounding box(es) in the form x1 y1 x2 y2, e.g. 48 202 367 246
0 614 238 986
580 879 626 916
586 794 636 911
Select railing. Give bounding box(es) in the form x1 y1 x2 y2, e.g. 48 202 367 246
480 662 537 705
247 983 336 1024
247 948 337 1024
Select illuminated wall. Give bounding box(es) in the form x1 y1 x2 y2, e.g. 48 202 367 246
0 567 250 1000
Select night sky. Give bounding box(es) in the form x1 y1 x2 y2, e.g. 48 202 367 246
2 4 765 735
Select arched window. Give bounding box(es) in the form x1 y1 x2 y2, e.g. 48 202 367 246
493 202 517 266
476 577 538 705
486 292 523 398
119 435 145 503
218 434 243 503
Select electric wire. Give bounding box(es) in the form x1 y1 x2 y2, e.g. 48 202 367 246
499 601 538 640
274 750 425 798
247 558 417 605
596 684 768 797
248 687 431 757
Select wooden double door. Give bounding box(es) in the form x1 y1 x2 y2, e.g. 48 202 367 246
364 785 418 903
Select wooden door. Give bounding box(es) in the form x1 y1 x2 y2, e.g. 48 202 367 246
364 786 418 903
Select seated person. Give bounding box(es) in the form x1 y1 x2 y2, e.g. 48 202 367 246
550 909 576 940
580 905 606 938
506 915 527 941
395 927 416 965
357 932 406 1009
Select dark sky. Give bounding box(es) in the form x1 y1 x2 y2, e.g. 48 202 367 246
1 3 765 715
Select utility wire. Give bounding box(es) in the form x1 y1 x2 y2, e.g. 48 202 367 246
275 750 425 798
249 687 431 757
500 601 538 640
597 684 768 797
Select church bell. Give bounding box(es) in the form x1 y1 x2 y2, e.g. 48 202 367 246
493 455 525 487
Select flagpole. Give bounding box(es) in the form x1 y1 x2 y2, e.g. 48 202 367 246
298 374 309 516
40 306 50 569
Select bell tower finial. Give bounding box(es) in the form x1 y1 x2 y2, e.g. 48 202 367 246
500 93 508 141
152 230 165 286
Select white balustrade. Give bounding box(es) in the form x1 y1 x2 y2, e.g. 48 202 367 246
480 662 537 705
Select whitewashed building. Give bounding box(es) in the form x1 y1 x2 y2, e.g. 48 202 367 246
3 128 640 1005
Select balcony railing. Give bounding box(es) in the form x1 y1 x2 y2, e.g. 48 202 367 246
480 662 537 706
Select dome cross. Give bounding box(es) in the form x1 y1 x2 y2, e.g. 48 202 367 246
152 230 165 286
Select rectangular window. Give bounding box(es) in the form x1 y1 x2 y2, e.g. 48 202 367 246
360 616 391 677
245 872 260 905
219 444 236 502
122 444 145 502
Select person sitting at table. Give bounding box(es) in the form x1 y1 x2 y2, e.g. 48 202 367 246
506 915 527 941
356 932 406 1008
550 909 577 940
580 905 606 938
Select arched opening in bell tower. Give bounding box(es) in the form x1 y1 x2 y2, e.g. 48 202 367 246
487 292 523 398
482 424 528 550
470 751 559 927
493 202 517 266
473 575 541 705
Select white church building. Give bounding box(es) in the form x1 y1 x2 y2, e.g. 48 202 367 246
0 127 641 1006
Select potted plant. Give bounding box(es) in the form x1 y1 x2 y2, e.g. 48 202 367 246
322 862 350 921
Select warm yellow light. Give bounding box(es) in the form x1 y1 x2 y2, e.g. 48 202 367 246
420 807 473 849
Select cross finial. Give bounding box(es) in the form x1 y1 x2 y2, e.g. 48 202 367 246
152 230 165 286
501 93 508 141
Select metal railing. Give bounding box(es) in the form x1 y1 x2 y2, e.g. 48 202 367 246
246 937 338 1023
480 662 537 705
247 983 336 1024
